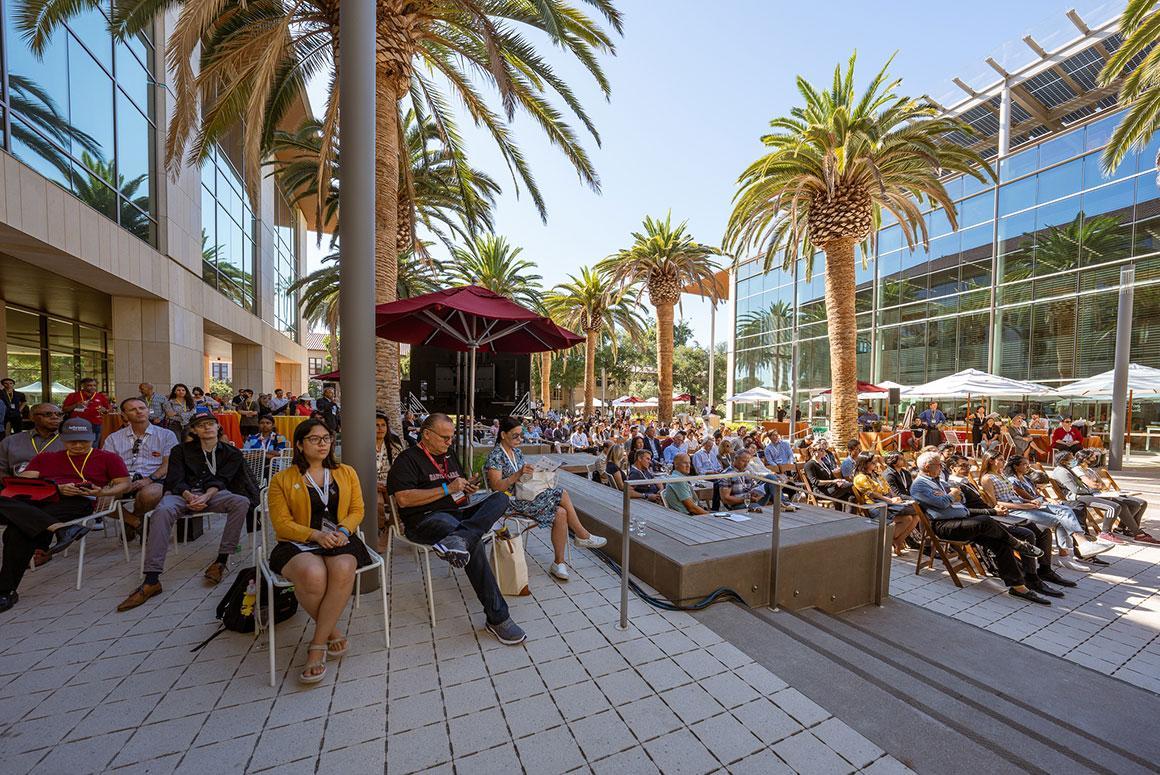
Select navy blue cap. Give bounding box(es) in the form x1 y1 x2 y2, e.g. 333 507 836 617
189 406 217 426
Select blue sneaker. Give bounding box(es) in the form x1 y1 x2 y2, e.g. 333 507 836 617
432 535 470 568
486 618 527 645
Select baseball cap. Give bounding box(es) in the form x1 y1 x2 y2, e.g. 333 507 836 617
189 406 218 426
59 418 93 441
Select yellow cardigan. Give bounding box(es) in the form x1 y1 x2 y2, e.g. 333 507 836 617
267 464 364 543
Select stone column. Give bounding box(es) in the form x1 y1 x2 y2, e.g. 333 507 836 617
111 297 203 399
231 341 273 393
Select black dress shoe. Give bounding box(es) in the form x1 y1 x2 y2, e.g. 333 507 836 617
1088 555 1111 566
50 524 91 555
1009 587 1052 605
0 591 17 613
1038 570 1077 588
1013 539 1044 558
1027 581 1065 598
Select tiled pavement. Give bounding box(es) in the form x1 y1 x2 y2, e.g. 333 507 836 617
0 515 912 774
891 462 1160 695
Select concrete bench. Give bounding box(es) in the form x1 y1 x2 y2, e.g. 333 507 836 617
560 472 888 613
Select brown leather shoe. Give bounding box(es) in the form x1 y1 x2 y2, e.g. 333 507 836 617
121 512 141 541
203 562 227 585
32 549 52 567
116 582 162 612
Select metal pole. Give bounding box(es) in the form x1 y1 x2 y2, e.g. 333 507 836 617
708 302 716 409
998 82 1011 157
618 477 631 629
789 264 800 439
468 345 477 472
769 481 782 610
1109 265 1134 470
874 504 888 606
338 0 378 569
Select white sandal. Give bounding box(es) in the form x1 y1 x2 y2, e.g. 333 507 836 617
300 645 328 684
327 636 349 659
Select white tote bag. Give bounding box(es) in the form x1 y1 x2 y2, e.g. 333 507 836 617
514 467 558 501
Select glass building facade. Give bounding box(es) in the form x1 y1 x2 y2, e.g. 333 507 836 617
1 0 156 244
270 188 299 338
200 143 257 312
732 108 1160 420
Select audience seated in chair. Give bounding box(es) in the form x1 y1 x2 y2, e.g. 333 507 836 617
851 452 917 556
103 397 179 539
0 418 130 613
0 403 64 477
662 453 710 515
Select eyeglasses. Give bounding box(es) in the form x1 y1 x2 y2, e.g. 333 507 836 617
132 438 143 455
303 435 333 445
426 430 454 442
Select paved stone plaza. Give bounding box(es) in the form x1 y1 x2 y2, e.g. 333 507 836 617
890 462 1160 695
0 513 911 774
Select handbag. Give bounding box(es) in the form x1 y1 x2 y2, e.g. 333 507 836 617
0 476 60 503
514 467 558 501
490 535 531 596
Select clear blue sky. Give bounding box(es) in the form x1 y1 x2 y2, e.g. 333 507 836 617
307 1 1104 346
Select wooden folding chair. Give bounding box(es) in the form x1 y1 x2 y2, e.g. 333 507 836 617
913 504 987 588
794 462 819 507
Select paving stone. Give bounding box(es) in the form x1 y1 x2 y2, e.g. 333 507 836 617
569 708 638 760
733 662 789 696
598 667 654 705
493 665 547 703
30 728 132 774
389 663 438 699
515 725 586 772
448 705 508 757
614 636 666 665
452 742 521 772
699 670 761 709
248 717 326 770
388 688 447 732
317 739 386 774
589 745 662 774
773 730 856 775
267 684 334 727
690 710 764 764
331 673 387 712
659 682 727 725
385 722 452 774
771 688 830 728
861 755 917 774
643 727 721 775
173 735 259 774
441 676 498 719
638 658 691 692
322 705 387 751
811 717 884 769
732 698 803 745
67 696 164 741
726 748 795 774
616 695 684 742
146 682 228 723
553 679 612 722
112 713 211 767
501 692 564 738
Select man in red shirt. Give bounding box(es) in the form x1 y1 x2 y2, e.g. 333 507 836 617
0 418 130 613
1051 417 1084 461
62 377 112 441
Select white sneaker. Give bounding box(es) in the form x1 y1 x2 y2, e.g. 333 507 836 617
1062 559 1091 572
573 534 607 549
549 562 570 581
1076 540 1113 559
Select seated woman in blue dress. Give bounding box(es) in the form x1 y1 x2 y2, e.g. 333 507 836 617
484 417 607 582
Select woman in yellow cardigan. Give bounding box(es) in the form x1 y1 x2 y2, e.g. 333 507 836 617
268 418 372 683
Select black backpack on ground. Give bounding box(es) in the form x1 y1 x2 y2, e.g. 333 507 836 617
191 566 298 651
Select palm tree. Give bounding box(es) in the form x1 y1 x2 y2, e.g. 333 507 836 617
545 267 647 417
18 0 621 426
1099 1 1160 175
71 153 152 240
288 250 443 370
599 214 722 423
723 54 992 443
447 235 543 310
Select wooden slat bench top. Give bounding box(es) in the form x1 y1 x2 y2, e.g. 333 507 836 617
561 472 848 547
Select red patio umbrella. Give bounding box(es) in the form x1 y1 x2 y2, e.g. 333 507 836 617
311 369 341 382
375 285 583 465
818 380 888 395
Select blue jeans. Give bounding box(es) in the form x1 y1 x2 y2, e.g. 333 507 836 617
405 493 511 625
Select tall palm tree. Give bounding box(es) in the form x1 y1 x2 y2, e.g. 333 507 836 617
723 54 992 443
599 214 721 423
18 0 621 425
1099 1 1160 175
447 235 543 310
545 267 647 417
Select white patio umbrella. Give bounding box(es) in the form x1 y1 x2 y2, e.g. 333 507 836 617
904 369 1057 398
574 398 607 408
16 380 74 394
1056 363 1160 396
725 387 791 403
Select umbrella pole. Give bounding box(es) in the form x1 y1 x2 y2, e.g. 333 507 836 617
1126 389 1133 460
468 345 478 473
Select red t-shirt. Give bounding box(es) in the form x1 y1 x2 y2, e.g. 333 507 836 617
1051 427 1081 448
63 391 112 425
26 448 129 486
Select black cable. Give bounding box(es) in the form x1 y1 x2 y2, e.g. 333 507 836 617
586 547 748 612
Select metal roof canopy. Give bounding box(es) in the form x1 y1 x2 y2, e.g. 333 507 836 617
925 3 1136 157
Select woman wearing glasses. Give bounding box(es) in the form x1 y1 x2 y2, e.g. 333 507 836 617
267 418 372 684
484 417 606 581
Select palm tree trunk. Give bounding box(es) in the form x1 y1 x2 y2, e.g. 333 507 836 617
375 70 402 426
583 333 597 417
656 303 675 424
539 351 552 409
822 237 859 445
326 327 339 370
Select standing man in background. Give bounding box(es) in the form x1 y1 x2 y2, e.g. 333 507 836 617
0 378 26 438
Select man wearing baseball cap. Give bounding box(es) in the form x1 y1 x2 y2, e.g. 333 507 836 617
116 406 258 612
0 418 131 613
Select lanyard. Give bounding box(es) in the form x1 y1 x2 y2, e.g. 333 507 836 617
68 448 94 482
304 468 331 507
501 445 519 472
31 432 59 454
258 434 274 452
204 446 218 476
419 444 453 480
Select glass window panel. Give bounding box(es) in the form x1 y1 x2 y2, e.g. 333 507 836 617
1080 263 1123 293
928 209 951 238
1084 112 1123 152
928 265 960 299
1030 299 1076 382
961 255 992 291
1075 293 1117 377
957 193 993 229
927 318 957 379
9 117 73 189
1038 129 1084 168
876 326 899 383
998 176 1036 215
1083 178 1134 219
898 324 927 384
6 3 71 138
942 175 964 201
72 162 117 219
1079 212 1131 270
1083 150 1133 188
998 282 1031 305
877 306 900 328
1000 146 1038 180
959 289 990 312
116 93 152 214
1036 159 1082 204
900 301 927 323
958 313 990 372
901 244 928 272
996 306 1030 380
116 40 151 113
67 5 112 69
67 40 114 171
1131 283 1160 371
998 209 1036 255
928 233 959 267
1133 215 1160 257
1033 273 1077 299
1033 199 1082 275
959 223 993 258
1135 171 1160 221
962 171 991 198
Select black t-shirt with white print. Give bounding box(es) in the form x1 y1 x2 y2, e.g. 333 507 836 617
386 444 467 526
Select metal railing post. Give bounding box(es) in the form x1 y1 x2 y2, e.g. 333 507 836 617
618 477 631 630
874 503 888 606
769 481 782 611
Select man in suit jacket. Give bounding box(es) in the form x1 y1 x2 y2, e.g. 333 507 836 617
0 378 27 437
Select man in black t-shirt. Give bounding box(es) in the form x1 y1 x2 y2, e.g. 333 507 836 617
387 413 525 645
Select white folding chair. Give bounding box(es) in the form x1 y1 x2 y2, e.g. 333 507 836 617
241 449 268 490
255 487 389 686
47 496 123 590
269 456 295 477
138 506 235 577
385 494 437 626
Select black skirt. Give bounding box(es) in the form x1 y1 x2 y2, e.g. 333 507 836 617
269 534 374 575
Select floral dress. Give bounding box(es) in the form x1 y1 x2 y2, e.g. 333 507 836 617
484 445 563 527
